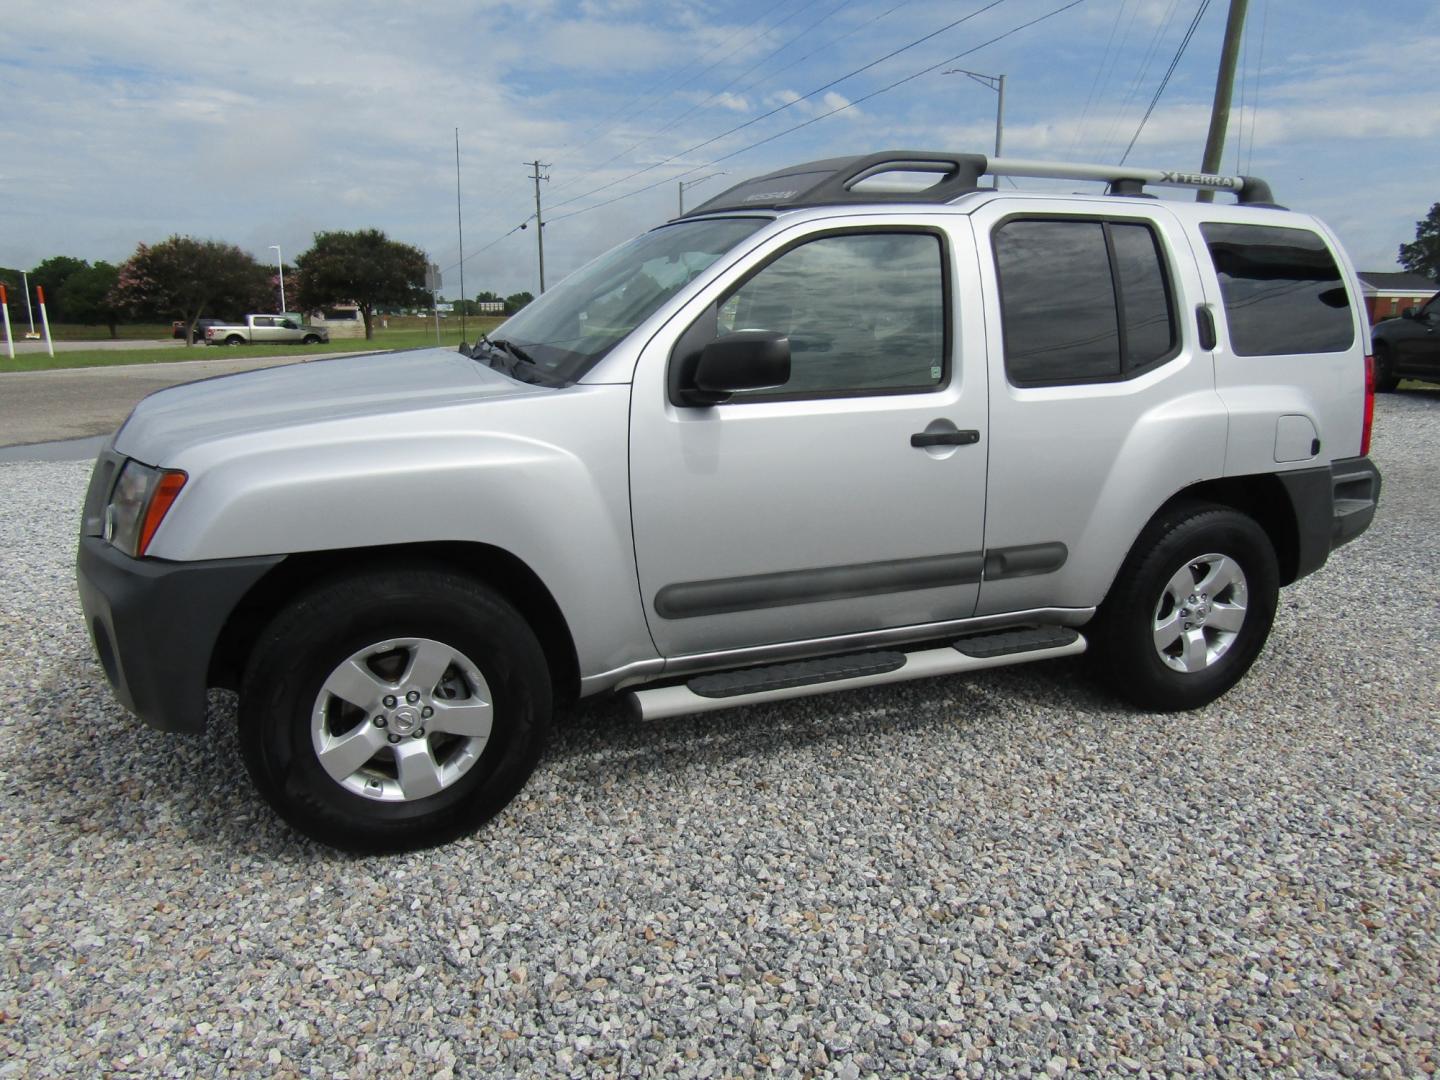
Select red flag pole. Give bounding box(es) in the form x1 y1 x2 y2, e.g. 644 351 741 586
37 285 55 358
0 284 13 360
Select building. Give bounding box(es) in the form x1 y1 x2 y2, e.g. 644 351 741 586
1357 271 1437 324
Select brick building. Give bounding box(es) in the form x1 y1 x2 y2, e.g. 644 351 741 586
1358 271 1437 324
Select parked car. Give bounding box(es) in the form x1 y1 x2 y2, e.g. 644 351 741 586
1371 290 1440 390
203 314 329 346
77 151 1381 852
172 319 225 342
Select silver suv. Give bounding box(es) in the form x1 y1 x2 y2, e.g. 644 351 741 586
76 152 1382 851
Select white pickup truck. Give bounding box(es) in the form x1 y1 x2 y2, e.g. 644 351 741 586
204 314 329 346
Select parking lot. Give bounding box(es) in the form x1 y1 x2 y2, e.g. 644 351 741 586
0 393 1436 1077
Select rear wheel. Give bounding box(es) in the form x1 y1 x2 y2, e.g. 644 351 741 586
239 568 551 852
1089 503 1278 711
1373 344 1400 392
225 334 245 346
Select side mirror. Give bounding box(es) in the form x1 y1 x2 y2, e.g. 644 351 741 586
1402 306 1420 320
683 331 791 405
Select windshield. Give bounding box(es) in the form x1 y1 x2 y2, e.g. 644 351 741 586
492 217 767 382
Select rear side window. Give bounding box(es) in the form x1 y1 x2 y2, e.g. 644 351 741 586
994 218 1177 385
1200 223 1354 356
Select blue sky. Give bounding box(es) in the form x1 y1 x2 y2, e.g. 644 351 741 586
3 0 1437 297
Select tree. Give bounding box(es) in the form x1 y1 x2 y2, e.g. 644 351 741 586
1399 202 1440 283
294 229 428 339
29 256 88 323
504 291 534 315
59 262 122 337
110 237 271 344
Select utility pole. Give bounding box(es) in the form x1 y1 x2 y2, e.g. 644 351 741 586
526 160 551 293
455 128 467 342
943 69 1005 188
1197 0 1248 202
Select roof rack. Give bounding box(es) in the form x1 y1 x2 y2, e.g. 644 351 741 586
678 150 1279 217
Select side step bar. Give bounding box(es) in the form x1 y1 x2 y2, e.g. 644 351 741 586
626 627 1085 721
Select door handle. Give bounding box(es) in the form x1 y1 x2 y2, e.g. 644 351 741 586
911 430 980 448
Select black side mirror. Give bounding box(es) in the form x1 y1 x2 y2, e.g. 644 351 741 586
1402 306 1420 320
683 331 791 405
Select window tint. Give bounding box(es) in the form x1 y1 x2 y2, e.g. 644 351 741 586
716 232 945 396
1111 223 1177 366
1200 223 1354 355
994 218 1176 384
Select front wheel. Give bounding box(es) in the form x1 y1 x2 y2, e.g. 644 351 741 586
239 568 552 852
1089 504 1279 712
303 334 321 344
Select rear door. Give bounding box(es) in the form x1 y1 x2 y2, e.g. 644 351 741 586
968 199 1224 617
628 216 990 658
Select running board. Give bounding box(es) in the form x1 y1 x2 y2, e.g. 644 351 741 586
626 627 1084 721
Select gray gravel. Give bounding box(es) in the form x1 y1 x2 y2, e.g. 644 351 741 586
1 394 1437 1078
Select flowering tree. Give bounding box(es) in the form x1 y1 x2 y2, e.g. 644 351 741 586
109 237 271 344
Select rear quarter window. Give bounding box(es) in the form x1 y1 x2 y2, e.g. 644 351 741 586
1200 222 1354 356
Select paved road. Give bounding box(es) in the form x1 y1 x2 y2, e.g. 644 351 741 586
0 352 378 448
6 337 189 353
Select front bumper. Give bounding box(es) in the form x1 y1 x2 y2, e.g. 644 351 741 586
1278 455 1382 582
76 536 282 733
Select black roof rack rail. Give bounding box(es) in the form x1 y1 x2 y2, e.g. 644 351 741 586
679 151 1280 217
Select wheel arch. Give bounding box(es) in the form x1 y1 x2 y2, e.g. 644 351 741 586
210 541 581 708
1152 473 1304 585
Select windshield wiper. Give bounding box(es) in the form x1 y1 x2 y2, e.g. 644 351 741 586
489 338 537 366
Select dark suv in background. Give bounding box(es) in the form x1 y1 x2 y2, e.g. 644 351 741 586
1372 291 1440 390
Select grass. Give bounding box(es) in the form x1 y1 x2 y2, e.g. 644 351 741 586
0 316 507 373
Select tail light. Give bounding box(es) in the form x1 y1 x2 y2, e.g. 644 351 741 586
1361 354 1375 457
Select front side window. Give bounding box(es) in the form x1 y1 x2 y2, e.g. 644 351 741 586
715 231 946 397
1200 222 1354 355
994 217 1177 386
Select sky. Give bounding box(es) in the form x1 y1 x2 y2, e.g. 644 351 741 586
3 0 1438 298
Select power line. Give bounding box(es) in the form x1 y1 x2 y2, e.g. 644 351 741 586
544 0 1018 217
1069 0 1132 156
1118 0 1211 164
565 0 856 189
1096 0 1183 160
549 0 824 197
548 0 1086 226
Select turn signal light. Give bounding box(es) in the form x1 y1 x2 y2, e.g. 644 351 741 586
138 471 188 557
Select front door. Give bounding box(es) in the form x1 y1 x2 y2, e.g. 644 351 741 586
629 219 989 658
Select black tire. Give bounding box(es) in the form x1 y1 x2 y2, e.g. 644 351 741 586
238 567 552 852
1088 503 1279 712
1373 344 1400 393
225 335 245 346
303 334 321 344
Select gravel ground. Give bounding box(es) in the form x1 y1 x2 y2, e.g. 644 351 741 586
1 394 1437 1078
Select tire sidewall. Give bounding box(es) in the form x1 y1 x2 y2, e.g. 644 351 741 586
240 573 551 851
1098 507 1279 711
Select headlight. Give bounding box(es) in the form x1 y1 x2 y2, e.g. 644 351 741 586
104 461 187 557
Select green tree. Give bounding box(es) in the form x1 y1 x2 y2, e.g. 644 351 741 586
294 229 428 339
504 291 534 315
59 262 122 337
30 255 89 323
110 237 270 344
0 266 22 328
1398 202 1440 282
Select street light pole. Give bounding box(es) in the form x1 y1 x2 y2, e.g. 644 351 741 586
944 68 1006 188
269 245 286 313
678 172 726 215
